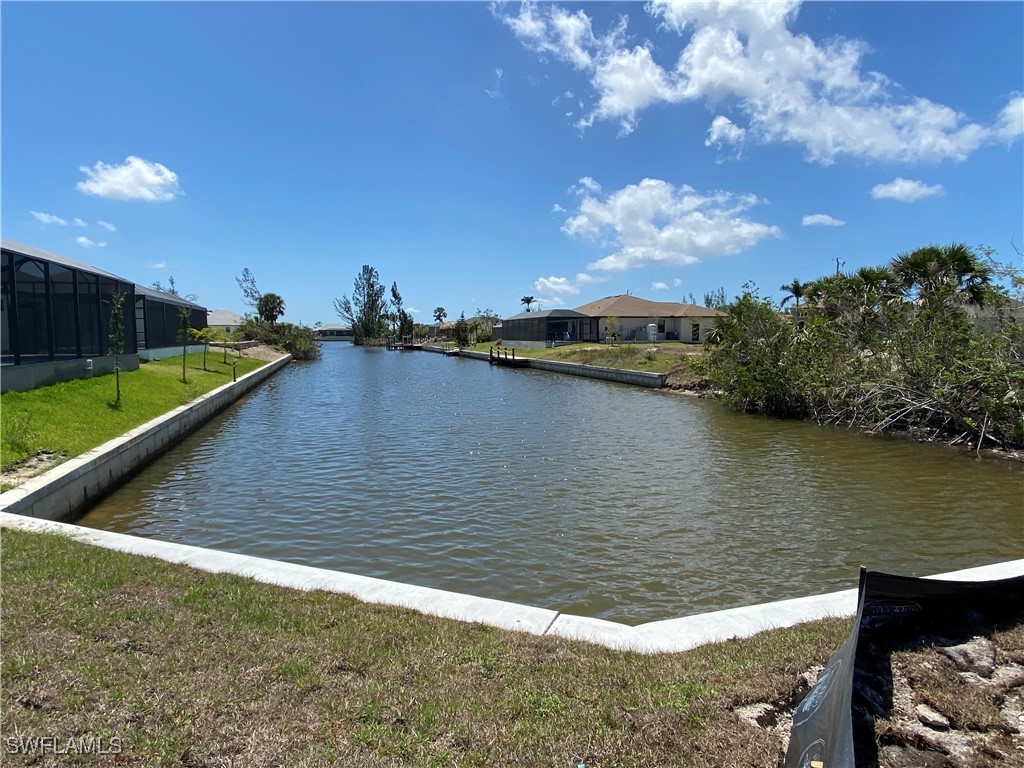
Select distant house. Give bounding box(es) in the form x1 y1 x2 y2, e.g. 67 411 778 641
434 321 456 340
964 297 1024 331
314 323 353 341
207 308 245 335
573 295 725 343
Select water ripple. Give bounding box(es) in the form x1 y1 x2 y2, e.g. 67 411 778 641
78 344 1024 623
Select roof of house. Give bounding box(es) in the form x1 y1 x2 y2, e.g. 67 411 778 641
134 284 206 310
316 323 351 332
2 238 126 282
503 309 589 321
573 294 725 318
3 238 206 310
207 309 245 326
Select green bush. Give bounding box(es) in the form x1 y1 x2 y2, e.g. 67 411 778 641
235 318 321 361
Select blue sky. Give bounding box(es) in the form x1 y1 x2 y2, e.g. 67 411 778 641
3 1 1022 326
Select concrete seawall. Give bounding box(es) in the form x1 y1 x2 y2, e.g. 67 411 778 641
439 348 667 388
3 510 1021 654
0 354 291 523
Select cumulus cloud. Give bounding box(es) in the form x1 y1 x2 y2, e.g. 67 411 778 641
97 220 117 231
146 260 166 269
31 211 68 226
570 176 602 195
551 203 567 213
586 44 683 135
651 281 669 291
74 236 106 248
560 177 781 272
533 272 608 301
77 156 182 201
72 218 88 227
498 1 1020 163
705 115 745 149
672 278 682 287
994 94 1024 141
870 177 944 202
802 213 846 227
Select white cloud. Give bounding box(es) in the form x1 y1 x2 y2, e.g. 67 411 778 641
77 156 182 201
72 218 88 227
705 115 745 148
485 67 504 100
533 272 608 299
561 177 781 272
499 2 604 72
31 210 67 226
870 177 944 203
569 176 602 195
651 281 669 291
407 306 421 316
801 213 846 227
97 220 117 232
551 203 567 213
74 236 106 248
146 260 166 269
994 94 1024 141
672 278 682 287
586 45 684 135
500 1 1020 163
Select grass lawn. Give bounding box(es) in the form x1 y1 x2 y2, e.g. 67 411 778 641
1 352 267 471
0 528 851 767
469 341 704 375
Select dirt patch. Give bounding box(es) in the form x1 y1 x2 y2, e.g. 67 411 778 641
0 450 64 490
663 362 715 396
217 343 288 362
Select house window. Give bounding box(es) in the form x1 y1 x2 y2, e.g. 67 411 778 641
691 322 700 342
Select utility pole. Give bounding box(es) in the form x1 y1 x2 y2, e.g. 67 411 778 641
834 257 845 275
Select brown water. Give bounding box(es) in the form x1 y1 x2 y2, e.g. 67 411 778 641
78 344 1024 623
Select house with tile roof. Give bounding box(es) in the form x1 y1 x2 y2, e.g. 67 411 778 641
572 294 725 343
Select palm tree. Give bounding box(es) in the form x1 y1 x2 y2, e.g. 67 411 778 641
520 295 535 312
779 278 806 308
256 292 286 325
890 243 992 308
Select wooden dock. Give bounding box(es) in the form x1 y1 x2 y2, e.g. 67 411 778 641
489 347 530 367
387 340 423 350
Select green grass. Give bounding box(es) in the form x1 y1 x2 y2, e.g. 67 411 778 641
1 352 266 469
471 341 703 375
0 528 851 767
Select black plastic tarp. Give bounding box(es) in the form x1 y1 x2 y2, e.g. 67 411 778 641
784 567 1024 768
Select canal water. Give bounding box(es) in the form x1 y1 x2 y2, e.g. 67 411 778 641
78 343 1024 623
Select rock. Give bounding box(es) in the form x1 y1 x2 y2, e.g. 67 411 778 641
959 663 1024 690
940 637 996 677
915 703 950 730
735 702 774 728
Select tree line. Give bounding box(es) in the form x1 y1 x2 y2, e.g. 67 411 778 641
704 243 1023 450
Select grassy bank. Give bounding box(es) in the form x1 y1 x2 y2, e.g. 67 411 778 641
1 352 267 471
0 528 850 767
470 341 703 376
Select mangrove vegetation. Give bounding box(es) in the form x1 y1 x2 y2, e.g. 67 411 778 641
704 243 1024 450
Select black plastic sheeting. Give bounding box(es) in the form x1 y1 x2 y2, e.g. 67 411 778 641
784 567 1024 768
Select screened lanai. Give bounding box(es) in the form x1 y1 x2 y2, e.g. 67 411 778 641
496 309 597 348
1 239 207 392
